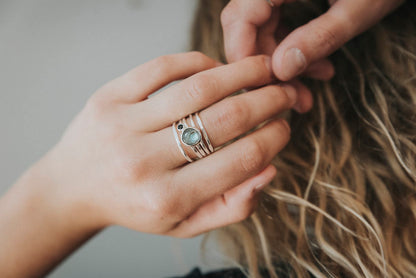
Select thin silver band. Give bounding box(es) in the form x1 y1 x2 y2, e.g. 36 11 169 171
189 114 210 156
173 112 214 162
195 112 214 153
172 121 193 162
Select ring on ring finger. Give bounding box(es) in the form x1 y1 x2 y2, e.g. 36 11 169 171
172 112 214 162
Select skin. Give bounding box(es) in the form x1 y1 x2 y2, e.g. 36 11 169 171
221 0 404 81
0 53 313 277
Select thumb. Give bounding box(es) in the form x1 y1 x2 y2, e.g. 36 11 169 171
271 0 402 81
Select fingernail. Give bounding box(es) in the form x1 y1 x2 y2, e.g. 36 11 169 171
293 102 303 113
281 119 290 132
254 182 268 193
282 48 306 79
264 56 273 73
251 165 277 194
279 84 297 106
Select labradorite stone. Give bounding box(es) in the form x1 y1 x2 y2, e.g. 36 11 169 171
181 128 201 146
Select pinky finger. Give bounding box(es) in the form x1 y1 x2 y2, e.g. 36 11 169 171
167 164 277 238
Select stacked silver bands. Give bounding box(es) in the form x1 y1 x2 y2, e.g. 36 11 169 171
172 112 214 162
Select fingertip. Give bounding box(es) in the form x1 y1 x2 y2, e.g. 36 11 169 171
272 47 307 81
291 81 314 113
264 164 278 179
252 164 277 193
303 59 335 81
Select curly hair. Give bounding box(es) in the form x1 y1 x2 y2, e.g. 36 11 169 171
190 1 416 277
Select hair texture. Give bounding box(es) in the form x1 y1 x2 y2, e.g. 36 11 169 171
191 1 416 277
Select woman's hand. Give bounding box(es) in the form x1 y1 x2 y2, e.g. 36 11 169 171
221 0 404 81
0 52 312 277
44 52 311 236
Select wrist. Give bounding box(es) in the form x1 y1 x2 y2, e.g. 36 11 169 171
0 153 104 277
22 150 108 233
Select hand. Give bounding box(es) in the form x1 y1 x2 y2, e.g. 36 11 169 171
221 0 404 81
35 52 312 238
0 52 313 276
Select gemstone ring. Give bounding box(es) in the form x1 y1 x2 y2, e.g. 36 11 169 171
172 112 214 162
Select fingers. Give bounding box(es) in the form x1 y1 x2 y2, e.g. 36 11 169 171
100 52 218 103
303 59 335 81
256 8 280 57
222 0 335 81
272 0 404 81
137 55 274 132
170 118 290 216
167 165 277 238
152 82 311 168
221 0 273 62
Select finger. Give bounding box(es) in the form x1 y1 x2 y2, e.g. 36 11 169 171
260 19 335 81
171 118 290 215
272 0 404 81
256 8 280 57
167 165 277 238
221 0 273 62
302 59 335 81
136 55 273 132
291 80 313 113
153 83 301 168
102 52 218 103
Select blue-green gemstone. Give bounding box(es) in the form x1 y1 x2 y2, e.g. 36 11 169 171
182 128 201 146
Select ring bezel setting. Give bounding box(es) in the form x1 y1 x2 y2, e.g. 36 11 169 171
172 112 214 162
181 127 202 146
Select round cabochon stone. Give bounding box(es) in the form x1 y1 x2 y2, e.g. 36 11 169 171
182 128 201 146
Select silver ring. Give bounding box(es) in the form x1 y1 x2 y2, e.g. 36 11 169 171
172 113 214 162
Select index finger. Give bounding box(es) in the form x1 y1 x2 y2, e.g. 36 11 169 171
221 0 274 62
138 55 273 131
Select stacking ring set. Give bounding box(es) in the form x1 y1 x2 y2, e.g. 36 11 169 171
172 112 214 162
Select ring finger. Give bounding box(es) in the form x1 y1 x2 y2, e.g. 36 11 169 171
151 81 311 168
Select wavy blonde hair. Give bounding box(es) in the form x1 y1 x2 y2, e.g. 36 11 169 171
191 1 416 277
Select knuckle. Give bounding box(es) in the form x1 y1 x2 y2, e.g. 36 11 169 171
239 139 265 173
85 93 111 117
313 24 339 51
188 51 212 66
245 55 271 81
152 196 183 220
141 183 184 221
152 55 174 76
159 195 192 222
185 74 217 103
217 99 248 133
220 5 234 27
118 157 149 181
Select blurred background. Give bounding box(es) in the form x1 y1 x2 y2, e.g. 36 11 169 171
0 0 226 277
